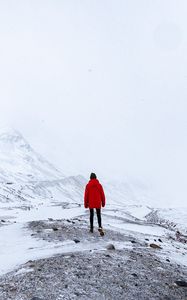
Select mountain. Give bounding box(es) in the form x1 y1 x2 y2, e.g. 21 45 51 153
0 128 154 211
0 128 87 205
0 127 64 183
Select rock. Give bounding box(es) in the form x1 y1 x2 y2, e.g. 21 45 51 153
74 239 80 243
9 286 17 291
105 254 111 258
27 260 33 264
52 227 58 231
30 297 44 300
131 240 136 244
1 220 6 223
150 243 162 249
166 258 170 262
175 280 187 287
145 238 149 241
48 218 53 221
131 273 138 277
107 244 115 250
158 238 163 243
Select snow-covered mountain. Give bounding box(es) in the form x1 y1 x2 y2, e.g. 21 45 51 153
0 128 86 205
0 127 64 183
0 127 152 207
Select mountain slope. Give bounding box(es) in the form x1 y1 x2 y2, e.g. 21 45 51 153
0 127 64 183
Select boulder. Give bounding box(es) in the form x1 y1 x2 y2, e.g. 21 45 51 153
52 227 58 231
175 280 187 287
150 243 162 249
74 239 80 243
107 244 115 250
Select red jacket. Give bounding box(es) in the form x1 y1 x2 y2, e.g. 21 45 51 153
84 179 106 209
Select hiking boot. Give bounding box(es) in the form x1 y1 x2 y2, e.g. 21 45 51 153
98 227 105 236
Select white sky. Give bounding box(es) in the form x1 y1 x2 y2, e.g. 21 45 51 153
0 0 187 205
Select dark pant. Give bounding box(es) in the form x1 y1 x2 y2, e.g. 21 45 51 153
90 208 102 229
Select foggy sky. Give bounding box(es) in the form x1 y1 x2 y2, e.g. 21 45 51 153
0 0 187 206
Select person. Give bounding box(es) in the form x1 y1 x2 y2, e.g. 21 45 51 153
84 173 106 234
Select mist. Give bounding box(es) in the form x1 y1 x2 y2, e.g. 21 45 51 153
0 0 187 207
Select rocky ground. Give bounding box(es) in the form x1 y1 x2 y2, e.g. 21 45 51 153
0 218 186 300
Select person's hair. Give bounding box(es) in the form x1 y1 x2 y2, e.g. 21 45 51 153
90 173 97 179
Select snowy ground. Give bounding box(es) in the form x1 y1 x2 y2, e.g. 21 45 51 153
0 129 186 299
0 198 187 274
0 196 187 299
0 213 187 300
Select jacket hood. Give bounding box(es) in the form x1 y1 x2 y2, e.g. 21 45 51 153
88 179 100 186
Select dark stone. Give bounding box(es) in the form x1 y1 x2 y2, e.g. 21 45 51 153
74 239 80 243
154 259 159 262
166 258 170 262
1 220 6 223
52 227 58 231
107 244 115 250
131 273 138 277
30 297 44 300
145 238 149 241
175 280 187 287
131 240 136 244
158 238 163 243
150 243 162 249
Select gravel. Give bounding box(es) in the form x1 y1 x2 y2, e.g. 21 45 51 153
0 218 186 300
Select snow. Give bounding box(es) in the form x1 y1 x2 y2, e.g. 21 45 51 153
108 220 168 237
0 127 64 183
0 128 186 277
0 204 84 275
0 198 186 276
156 207 187 234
